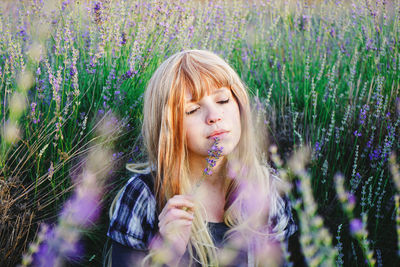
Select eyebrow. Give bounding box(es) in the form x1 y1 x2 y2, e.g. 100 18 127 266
185 87 229 103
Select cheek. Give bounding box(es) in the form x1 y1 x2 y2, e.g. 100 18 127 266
183 117 198 135
230 102 241 124
232 104 242 140
184 119 199 146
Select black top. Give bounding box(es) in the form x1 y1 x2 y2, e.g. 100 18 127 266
208 221 230 247
111 222 231 266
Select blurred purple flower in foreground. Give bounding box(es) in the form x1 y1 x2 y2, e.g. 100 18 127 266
23 114 118 267
350 218 363 234
33 225 82 267
31 171 103 266
60 172 102 227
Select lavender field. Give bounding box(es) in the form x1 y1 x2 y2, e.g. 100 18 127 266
0 0 399 266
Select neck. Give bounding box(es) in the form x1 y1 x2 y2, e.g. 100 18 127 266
188 154 227 187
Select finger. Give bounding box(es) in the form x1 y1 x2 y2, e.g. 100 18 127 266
159 195 195 218
160 206 192 220
159 207 194 228
168 195 195 209
173 194 195 202
161 208 194 226
160 219 193 235
159 196 194 222
173 195 196 212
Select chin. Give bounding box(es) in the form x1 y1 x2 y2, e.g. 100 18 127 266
218 143 237 156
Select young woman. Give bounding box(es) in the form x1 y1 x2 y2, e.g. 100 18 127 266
107 50 297 266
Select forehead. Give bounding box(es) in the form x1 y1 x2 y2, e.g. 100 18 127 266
185 87 230 102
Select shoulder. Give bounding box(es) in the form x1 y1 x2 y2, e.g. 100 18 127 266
267 168 298 241
107 171 158 250
270 193 297 240
114 171 156 215
122 171 155 201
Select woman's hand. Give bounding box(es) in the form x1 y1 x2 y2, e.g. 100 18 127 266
156 195 195 264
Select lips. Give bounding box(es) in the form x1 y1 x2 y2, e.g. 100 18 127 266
207 130 228 139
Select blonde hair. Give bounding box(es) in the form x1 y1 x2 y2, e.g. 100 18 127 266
117 50 287 266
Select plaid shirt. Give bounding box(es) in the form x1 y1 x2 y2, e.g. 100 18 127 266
108 171 158 250
107 171 297 251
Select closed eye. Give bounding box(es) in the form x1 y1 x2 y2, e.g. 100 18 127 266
185 107 199 115
218 99 229 104
185 99 229 115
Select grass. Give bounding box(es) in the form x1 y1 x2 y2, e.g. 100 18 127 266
0 0 399 266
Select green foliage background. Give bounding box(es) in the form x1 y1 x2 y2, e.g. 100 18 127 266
0 0 399 266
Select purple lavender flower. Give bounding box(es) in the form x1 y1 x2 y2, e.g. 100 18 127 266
121 69 138 80
69 65 76 77
32 166 109 266
31 102 36 113
33 227 57 267
348 193 356 206
206 158 216 167
329 27 336 38
204 168 212 176
93 2 102 24
350 218 363 234
366 136 373 148
112 152 123 159
314 141 321 152
17 26 28 41
60 179 102 227
295 180 302 190
359 105 368 125
61 0 70 11
369 145 382 161
191 137 224 191
33 224 82 266
204 137 223 176
188 26 194 38
120 32 127 45
276 61 281 71
366 38 374 51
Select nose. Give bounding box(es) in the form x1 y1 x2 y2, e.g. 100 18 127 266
206 106 222 125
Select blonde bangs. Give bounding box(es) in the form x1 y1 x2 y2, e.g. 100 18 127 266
173 52 234 105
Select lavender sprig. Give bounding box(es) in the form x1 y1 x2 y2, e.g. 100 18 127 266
192 137 223 192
